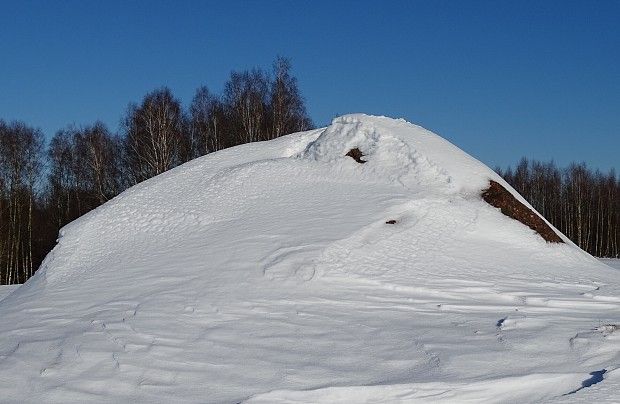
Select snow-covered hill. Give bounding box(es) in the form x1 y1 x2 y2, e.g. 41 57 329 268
0 115 618 403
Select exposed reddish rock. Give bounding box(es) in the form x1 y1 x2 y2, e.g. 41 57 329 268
482 180 563 243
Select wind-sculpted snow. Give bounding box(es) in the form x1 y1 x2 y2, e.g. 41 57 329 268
0 285 19 302
0 115 618 403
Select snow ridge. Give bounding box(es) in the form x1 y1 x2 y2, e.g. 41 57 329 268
302 114 452 190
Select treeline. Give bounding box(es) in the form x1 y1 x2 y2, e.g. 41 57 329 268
1 57 312 284
497 158 619 257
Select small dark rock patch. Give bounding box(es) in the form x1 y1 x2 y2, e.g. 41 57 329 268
385 220 397 225
345 148 366 164
481 180 563 243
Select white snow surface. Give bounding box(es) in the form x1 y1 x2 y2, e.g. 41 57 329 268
0 114 618 403
600 258 620 271
0 285 19 302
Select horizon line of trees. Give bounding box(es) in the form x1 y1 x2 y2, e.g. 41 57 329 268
1 57 313 285
497 158 619 258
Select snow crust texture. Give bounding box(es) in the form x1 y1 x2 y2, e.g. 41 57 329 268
0 115 619 403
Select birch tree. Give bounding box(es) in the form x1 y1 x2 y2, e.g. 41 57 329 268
223 69 269 144
0 121 44 283
123 88 186 184
269 56 312 139
190 86 228 156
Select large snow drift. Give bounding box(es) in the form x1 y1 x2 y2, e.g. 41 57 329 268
0 115 618 403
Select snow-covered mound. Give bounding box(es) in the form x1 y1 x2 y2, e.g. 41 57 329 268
0 115 618 403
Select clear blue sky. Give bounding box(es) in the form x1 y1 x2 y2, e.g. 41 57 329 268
1 0 618 171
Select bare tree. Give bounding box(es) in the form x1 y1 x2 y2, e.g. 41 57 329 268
190 86 228 156
0 121 44 283
223 69 269 144
47 122 123 231
123 87 186 184
74 122 123 204
269 56 313 139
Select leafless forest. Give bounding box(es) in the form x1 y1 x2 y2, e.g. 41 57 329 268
497 159 619 258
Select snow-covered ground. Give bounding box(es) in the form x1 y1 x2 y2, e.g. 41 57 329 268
0 285 19 302
600 258 620 271
0 115 618 403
